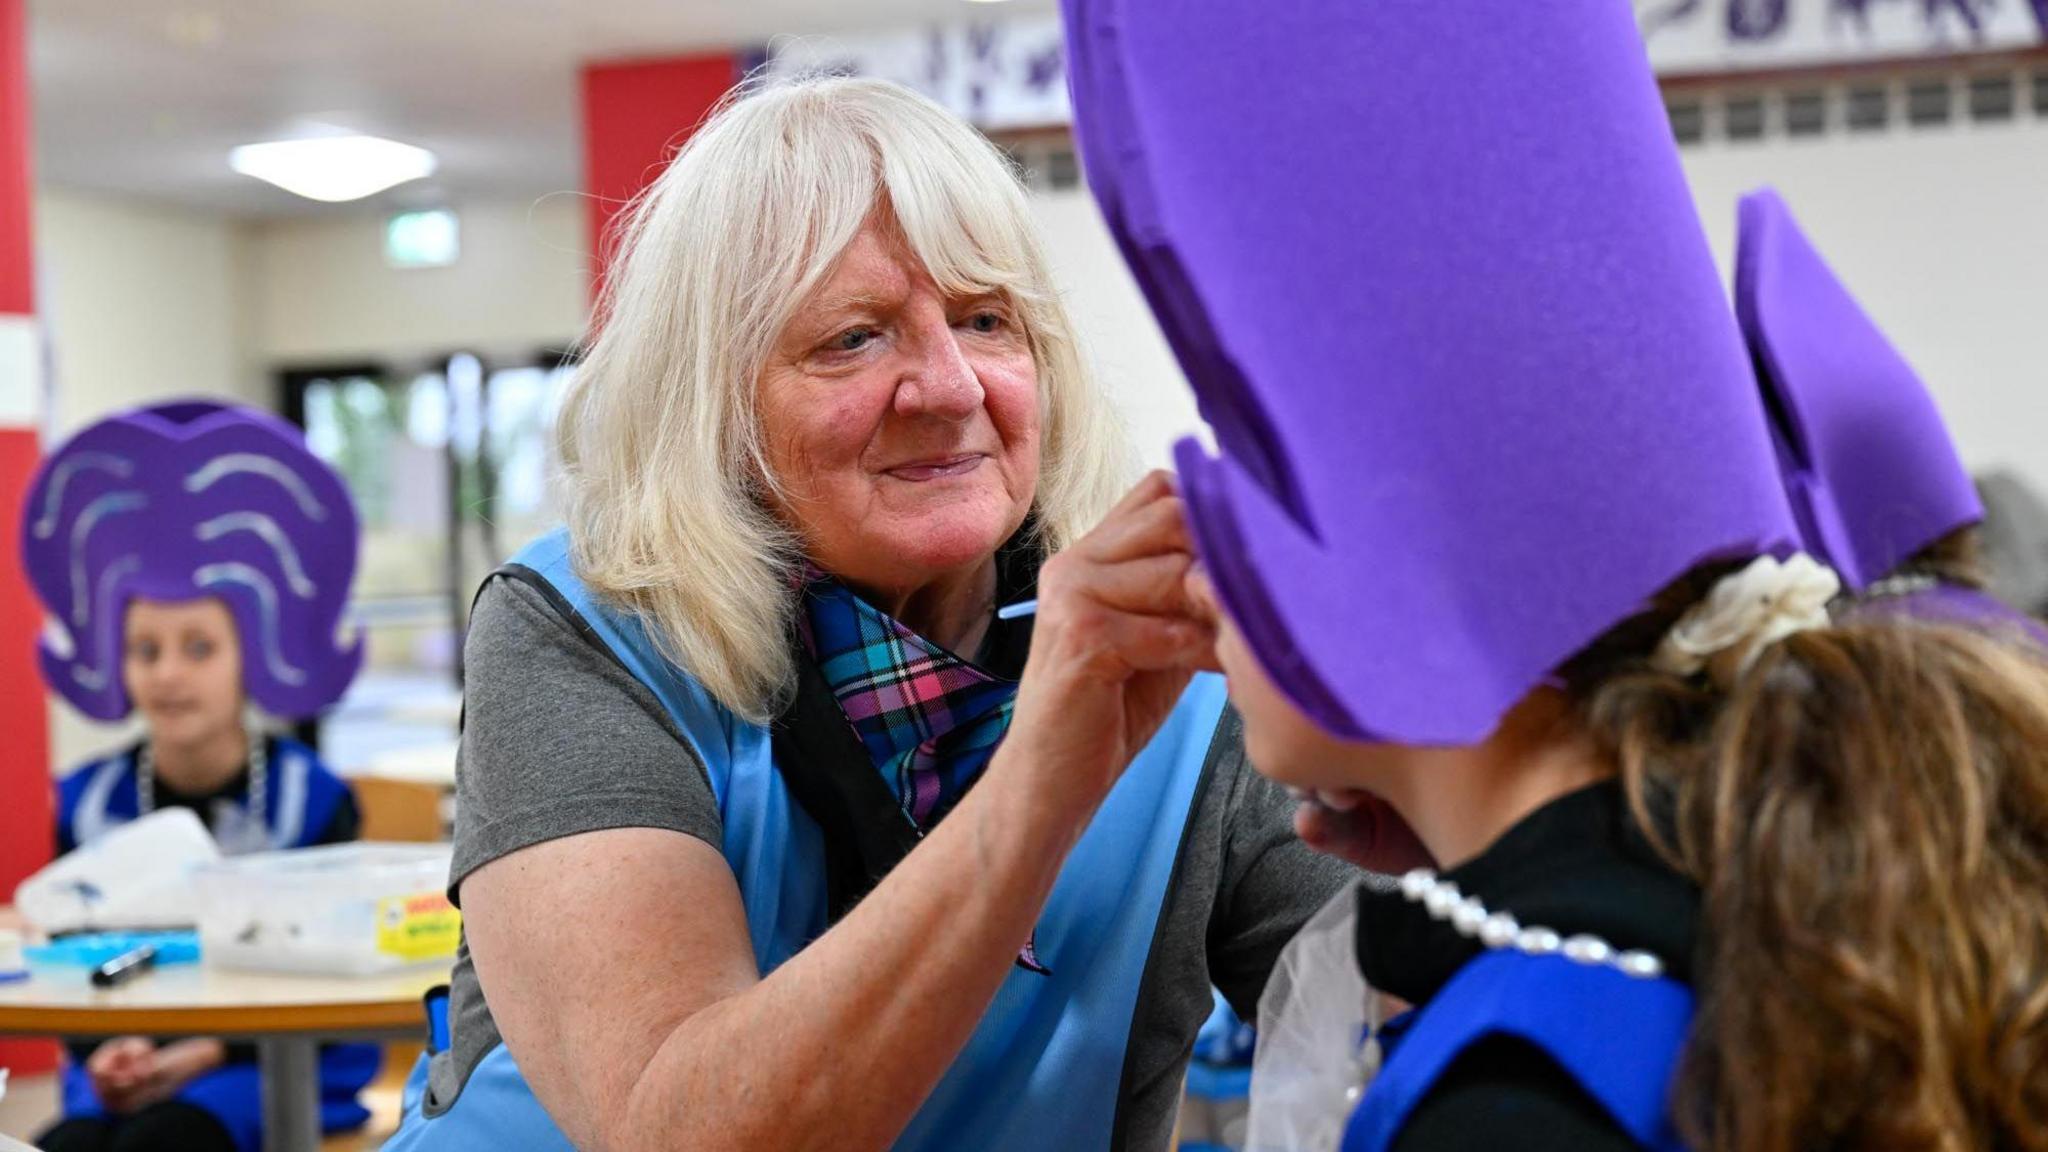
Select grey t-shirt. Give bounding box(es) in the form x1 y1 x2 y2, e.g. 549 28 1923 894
427 574 1357 1151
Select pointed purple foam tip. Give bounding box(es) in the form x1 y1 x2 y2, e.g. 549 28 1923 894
1735 188 1982 591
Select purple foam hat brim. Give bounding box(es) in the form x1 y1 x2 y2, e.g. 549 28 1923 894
1066 0 1311 526
1062 0 1237 412
1069 0 1797 744
1059 0 1119 225
1735 188 1982 591
1067 2 1354 726
20 399 365 721
1175 440 1362 735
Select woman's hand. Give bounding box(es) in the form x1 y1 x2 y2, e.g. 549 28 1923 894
461 483 1216 1152
468 472 1220 1152
1006 471 1217 800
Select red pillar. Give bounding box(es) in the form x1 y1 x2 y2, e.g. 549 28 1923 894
0 0 58 1078
579 54 742 302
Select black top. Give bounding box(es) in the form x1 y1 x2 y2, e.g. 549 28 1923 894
126 736 361 849
56 737 360 856
1353 782 1700 1152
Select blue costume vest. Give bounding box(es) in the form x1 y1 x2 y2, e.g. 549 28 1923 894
57 735 349 857
386 529 1230 1151
55 736 378 1152
1341 950 1695 1152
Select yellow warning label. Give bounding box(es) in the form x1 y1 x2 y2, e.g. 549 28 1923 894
375 891 462 962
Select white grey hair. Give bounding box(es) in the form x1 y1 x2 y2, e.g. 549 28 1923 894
555 74 1135 723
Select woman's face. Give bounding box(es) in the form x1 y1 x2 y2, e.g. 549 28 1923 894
757 221 1041 597
123 596 244 750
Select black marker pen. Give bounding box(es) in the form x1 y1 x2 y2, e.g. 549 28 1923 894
91 944 159 988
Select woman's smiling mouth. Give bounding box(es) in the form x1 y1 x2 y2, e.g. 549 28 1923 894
884 454 987 482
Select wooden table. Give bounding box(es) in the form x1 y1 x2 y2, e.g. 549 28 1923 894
0 960 445 1152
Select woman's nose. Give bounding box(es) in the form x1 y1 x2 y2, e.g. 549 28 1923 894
894 318 985 423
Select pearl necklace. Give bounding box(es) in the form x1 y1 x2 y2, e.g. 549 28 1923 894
1397 868 1667 980
138 727 268 846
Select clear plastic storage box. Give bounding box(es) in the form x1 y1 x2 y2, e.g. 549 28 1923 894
193 843 460 976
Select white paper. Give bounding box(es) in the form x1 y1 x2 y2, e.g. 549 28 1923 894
14 808 221 934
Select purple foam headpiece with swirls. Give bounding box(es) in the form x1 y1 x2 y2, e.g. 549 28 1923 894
20 400 364 721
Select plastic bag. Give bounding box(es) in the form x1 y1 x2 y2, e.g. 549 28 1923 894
14 808 220 933
1245 881 1382 1152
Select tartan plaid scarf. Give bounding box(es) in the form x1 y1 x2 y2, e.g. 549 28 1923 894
798 574 1019 831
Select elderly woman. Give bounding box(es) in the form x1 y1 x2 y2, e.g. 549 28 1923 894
384 77 1355 1152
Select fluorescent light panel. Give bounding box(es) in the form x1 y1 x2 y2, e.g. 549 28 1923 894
229 135 437 203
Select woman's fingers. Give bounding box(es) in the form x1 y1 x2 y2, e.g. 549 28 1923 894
1030 473 1222 678
1093 612 1216 674
1059 552 1202 620
1183 566 1220 627
1100 468 1175 521
1076 476 1193 564
1042 478 1201 624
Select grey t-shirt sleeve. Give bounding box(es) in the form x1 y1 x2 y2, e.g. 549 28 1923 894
449 574 724 900
1207 738 1365 1024
1114 709 1361 1152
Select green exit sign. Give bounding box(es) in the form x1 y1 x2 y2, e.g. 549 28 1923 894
386 209 459 268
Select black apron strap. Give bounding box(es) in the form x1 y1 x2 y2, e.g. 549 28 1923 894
770 644 924 924
770 531 1039 925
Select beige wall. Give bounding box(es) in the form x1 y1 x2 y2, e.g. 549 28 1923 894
35 191 262 434
35 192 259 772
32 194 592 776
1680 116 2048 494
246 197 590 365
1030 188 1203 469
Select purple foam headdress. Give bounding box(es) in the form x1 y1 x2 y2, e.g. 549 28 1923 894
20 400 364 721
1851 579 2048 649
1063 0 1798 744
1734 188 1984 592
1733 190 2043 645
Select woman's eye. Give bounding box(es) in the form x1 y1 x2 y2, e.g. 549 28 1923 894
830 327 875 353
186 639 214 661
967 312 1004 334
130 642 159 663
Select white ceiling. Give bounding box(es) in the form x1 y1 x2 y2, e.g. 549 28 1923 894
31 0 1056 217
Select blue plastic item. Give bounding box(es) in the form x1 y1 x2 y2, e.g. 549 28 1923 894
26 930 202 969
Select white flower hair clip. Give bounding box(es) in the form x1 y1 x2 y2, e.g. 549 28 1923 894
1650 553 1841 688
